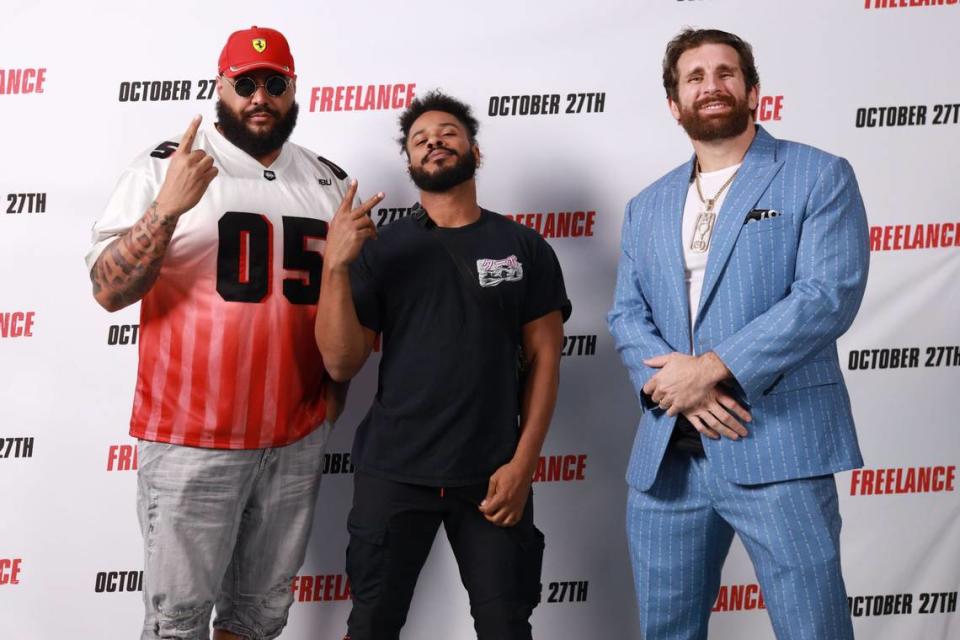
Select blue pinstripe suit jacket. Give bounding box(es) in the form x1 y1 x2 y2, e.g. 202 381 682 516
608 126 869 491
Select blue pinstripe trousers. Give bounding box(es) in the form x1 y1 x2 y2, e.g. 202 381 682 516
626 448 855 640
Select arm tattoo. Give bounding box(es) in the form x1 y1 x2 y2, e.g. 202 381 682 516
90 201 180 310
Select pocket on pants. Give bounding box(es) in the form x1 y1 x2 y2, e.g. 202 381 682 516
137 439 173 473
511 524 545 606
345 510 388 602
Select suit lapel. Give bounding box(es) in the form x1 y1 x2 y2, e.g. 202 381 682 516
655 161 694 350
696 127 784 327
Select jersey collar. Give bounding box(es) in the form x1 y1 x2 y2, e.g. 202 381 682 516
207 123 293 176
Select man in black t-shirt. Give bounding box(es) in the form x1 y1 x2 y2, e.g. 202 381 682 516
315 91 570 640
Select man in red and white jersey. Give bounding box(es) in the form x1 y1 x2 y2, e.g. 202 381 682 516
85 26 383 640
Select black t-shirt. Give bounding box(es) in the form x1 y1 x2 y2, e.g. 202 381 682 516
670 416 705 456
349 209 572 486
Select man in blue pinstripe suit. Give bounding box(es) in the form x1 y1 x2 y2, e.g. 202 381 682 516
608 29 869 639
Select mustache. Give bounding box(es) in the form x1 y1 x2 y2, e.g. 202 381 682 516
423 147 459 165
694 94 736 110
244 105 281 118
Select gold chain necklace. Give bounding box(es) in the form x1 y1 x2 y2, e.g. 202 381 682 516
690 163 739 253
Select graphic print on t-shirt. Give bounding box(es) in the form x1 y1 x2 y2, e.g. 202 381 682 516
476 255 523 288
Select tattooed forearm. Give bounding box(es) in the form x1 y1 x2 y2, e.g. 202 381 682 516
90 201 180 311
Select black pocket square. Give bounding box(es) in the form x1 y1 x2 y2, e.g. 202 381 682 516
744 209 782 224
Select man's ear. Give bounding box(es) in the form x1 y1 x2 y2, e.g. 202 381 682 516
667 97 681 123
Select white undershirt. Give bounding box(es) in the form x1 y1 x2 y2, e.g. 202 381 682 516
681 162 741 351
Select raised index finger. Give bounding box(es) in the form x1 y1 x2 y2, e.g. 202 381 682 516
351 191 385 218
179 115 202 153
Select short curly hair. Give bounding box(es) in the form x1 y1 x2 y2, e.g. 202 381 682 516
662 28 760 103
398 90 479 155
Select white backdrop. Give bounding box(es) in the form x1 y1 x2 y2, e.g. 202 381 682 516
1 1 958 638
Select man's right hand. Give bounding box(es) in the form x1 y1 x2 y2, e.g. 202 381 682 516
683 387 752 441
154 115 218 219
323 179 384 272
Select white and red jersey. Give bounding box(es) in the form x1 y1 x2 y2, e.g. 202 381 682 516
86 126 351 449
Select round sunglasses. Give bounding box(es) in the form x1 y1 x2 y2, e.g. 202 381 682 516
224 75 291 98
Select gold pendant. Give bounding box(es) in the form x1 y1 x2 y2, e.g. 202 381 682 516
690 210 716 253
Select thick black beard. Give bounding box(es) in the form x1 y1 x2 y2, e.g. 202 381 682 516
678 93 751 142
408 149 477 193
216 100 298 158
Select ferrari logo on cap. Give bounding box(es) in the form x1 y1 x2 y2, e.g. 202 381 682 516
252 38 267 53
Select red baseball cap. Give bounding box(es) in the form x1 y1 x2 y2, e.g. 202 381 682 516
218 26 296 78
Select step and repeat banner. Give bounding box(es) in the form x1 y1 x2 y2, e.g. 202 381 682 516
1 1 957 638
